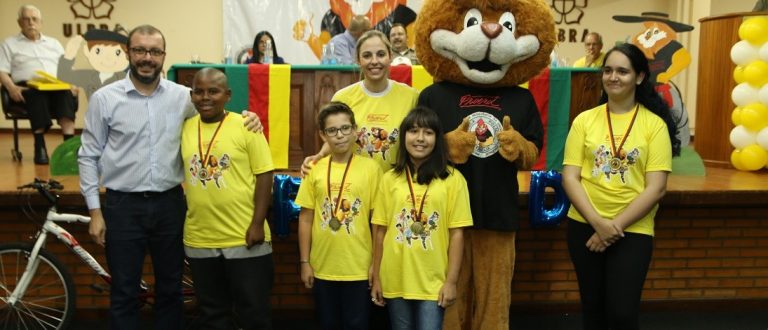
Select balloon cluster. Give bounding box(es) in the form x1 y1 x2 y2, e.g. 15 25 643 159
272 174 302 238
528 171 570 228
729 16 768 171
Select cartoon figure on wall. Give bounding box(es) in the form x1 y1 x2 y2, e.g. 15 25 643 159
57 29 128 98
613 12 694 146
292 0 417 60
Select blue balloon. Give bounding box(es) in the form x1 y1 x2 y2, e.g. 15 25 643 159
528 170 570 228
272 174 302 238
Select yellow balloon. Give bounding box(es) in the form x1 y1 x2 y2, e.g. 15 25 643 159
744 60 768 87
732 106 743 126
731 149 748 170
739 17 768 45
733 65 746 84
740 103 768 131
740 144 768 170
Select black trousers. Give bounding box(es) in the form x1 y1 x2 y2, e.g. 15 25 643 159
188 254 274 330
312 278 371 330
567 219 653 330
104 186 186 330
13 81 76 131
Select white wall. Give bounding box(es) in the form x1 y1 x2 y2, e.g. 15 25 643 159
0 0 755 134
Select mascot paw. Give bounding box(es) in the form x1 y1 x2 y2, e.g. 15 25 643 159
497 116 524 162
445 117 476 164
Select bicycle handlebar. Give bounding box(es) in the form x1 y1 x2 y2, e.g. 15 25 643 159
18 178 63 205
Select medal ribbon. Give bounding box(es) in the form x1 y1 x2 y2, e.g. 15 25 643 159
326 155 354 217
405 166 429 223
197 112 228 168
606 103 639 158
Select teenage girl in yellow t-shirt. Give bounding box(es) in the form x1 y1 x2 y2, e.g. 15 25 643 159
371 107 473 330
562 43 681 330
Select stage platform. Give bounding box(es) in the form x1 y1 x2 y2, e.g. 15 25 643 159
2 131 768 314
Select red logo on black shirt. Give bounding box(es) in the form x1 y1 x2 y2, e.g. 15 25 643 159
459 95 501 110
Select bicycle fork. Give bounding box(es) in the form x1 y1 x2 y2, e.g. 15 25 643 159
7 230 50 306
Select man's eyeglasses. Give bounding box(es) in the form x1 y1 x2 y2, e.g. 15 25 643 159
322 125 354 136
129 47 166 57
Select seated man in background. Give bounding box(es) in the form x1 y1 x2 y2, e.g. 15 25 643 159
389 23 419 66
328 15 371 65
572 32 605 68
0 4 78 164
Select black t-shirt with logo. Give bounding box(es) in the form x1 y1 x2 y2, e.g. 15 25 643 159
418 81 544 231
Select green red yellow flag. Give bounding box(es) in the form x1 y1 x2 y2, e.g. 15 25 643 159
248 64 291 169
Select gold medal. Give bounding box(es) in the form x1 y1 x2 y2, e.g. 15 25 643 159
326 155 353 232
609 157 622 170
329 217 341 231
405 166 430 237
606 104 639 171
197 113 228 180
410 222 424 235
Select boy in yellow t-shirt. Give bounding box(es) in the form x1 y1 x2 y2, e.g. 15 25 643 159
295 101 382 329
181 68 274 329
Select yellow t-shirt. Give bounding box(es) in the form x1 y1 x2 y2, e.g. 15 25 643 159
562 104 672 236
572 52 605 68
372 167 473 300
181 113 274 248
332 80 419 171
294 155 382 281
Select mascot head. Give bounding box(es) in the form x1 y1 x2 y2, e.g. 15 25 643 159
415 0 556 87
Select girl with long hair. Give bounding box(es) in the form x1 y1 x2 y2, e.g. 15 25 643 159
562 43 680 330
370 107 473 330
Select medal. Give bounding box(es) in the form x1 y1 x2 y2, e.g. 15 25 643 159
605 103 639 170
197 112 228 178
405 166 429 235
609 157 622 170
329 217 342 231
410 221 424 235
326 155 353 231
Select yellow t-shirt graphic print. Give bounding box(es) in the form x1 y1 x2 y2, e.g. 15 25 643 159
373 168 473 300
295 155 382 281
563 104 672 236
181 114 274 248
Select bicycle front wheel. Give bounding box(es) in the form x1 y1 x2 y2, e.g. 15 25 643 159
0 243 75 330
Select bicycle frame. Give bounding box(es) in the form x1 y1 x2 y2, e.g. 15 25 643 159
7 207 108 306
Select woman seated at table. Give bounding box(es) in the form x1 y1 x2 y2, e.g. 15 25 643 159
246 31 286 64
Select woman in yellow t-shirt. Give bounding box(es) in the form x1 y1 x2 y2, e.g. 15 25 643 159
302 30 419 175
371 107 473 330
562 43 680 330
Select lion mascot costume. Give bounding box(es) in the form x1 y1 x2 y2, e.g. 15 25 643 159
414 0 556 329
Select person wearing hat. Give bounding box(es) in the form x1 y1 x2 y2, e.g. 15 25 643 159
573 32 605 68
59 28 129 98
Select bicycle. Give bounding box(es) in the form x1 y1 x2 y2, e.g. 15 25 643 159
0 178 195 329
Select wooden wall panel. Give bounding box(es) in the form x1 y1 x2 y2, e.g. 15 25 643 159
695 12 768 168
